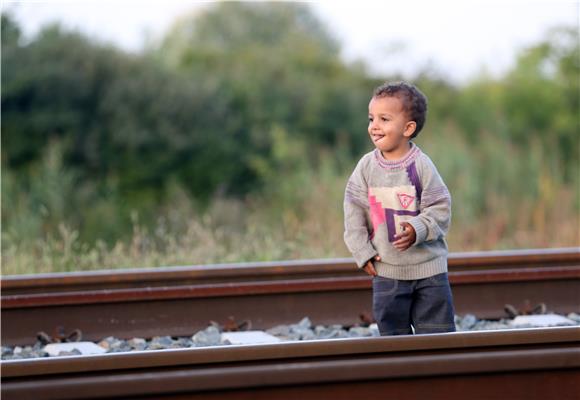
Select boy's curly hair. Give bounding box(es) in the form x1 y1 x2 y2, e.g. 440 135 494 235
373 81 428 138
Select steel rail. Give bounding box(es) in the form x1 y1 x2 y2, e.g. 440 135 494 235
1 250 579 346
1 327 579 400
2 266 579 308
1 266 578 345
2 247 579 294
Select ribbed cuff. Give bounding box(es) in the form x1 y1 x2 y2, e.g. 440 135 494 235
374 255 448 280
408 217 427 245
353 245 378 268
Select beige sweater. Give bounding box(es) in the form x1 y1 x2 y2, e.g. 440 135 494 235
343 143 451 280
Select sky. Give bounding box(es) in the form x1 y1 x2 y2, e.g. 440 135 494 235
3 0 579 83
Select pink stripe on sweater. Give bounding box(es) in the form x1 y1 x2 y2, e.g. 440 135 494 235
369 194 386 235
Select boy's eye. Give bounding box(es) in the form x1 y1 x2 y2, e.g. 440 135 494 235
368 116 389 123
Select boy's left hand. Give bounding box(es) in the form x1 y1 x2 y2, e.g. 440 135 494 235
393 222 416 251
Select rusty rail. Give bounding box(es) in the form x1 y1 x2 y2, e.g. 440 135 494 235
1 248 579 346
3 247 579 294
1 327 579 400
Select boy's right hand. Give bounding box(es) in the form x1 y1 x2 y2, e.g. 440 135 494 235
363 255 381 276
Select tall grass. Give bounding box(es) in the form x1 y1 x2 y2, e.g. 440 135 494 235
2 129 579 275
421 127 579 250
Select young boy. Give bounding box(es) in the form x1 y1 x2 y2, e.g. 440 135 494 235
344 81 456 335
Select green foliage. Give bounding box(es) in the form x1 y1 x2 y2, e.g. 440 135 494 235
501 27 579 181
1 15 238 204
1 12 21 48
1 6 578 274
157 2 371 170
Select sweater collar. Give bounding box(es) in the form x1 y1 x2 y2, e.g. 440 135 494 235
373 142 421 170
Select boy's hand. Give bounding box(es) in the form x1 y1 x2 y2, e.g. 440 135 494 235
363 255 380 276
393 222 416 251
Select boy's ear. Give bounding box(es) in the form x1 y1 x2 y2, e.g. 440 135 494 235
404 121 417 137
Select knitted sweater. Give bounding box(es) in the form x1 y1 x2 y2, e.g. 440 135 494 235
343 143 451 280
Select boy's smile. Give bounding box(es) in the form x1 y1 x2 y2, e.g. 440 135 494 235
368 96 416 161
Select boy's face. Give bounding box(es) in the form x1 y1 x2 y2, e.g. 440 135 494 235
368 96 416 160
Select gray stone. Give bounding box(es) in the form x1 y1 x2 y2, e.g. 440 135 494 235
113 341 133 352
15 346 32 358
98 336 123 351
299 330 317 341
313 325 326 334
148 336 174 350
173 337 195 348
13 346 40 359
290 317 312 333
297 317 312 329
18 312 568 360
266 324 291 337
2 346 14 357
314 325 338 339
458 314 478 330
473 320 510 330
316 326 345 339
98 337 131 353
192 326 221 347
287 331 302 341
566 313 580 323
289 317 316 340
127 338 147 351
32 341 45 351
338 330 351 338
348 326 371 337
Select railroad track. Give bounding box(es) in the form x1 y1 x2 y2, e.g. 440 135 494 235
2 248 579 346
2 326 579 400
4 247 579 294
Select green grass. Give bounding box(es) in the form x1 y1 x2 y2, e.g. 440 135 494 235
2 130 579 275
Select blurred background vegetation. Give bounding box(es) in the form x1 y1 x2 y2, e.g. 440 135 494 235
2 3 579 274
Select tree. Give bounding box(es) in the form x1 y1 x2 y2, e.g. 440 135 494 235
156 2 372 184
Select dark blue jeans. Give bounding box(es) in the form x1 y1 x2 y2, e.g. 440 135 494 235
372 272 456 335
